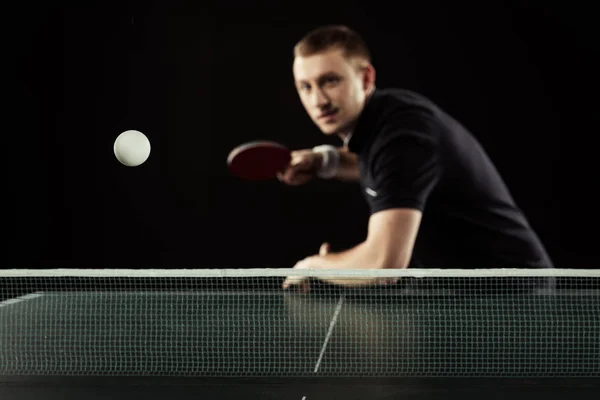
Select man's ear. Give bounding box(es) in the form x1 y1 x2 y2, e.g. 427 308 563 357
362 63 376 92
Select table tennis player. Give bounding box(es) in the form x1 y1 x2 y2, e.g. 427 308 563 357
280 25 553 289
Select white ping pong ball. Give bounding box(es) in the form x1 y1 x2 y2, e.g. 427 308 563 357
113 130 151 167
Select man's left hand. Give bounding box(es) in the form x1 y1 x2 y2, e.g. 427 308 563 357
282 242 330 291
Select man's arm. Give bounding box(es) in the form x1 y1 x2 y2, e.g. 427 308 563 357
331 147 360 182
283 111 440 289
284 208 422 287
277 147 359 185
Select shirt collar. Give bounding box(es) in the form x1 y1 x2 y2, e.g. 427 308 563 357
343 131 353 148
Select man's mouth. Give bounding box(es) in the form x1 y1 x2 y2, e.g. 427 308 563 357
318 108 339 119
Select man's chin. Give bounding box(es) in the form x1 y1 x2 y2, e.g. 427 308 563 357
317 123 342 135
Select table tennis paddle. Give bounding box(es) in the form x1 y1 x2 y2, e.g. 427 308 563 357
227 140 291 181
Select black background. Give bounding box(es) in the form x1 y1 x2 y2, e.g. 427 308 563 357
7 0 598 270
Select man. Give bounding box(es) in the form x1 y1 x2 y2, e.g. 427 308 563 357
280 25 553 289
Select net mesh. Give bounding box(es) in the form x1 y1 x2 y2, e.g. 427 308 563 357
1 268 599 378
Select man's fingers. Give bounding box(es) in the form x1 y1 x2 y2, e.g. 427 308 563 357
319 242 330 256
279 169 313 186
282 277 295 289
277 151 320 186
282 276 309 290
301 281 311 293
290 151 318 171
290 154 306 167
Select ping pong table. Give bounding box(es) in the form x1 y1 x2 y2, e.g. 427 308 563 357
1 278 599 399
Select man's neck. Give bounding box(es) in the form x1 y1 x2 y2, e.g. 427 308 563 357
340 88 375 147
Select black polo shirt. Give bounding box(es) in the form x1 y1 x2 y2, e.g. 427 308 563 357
347 88 553 269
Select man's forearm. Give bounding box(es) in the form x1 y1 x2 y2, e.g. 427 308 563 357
310 242 388 286
334 147 360 182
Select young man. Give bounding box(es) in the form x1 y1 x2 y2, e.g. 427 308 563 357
281 25 553 289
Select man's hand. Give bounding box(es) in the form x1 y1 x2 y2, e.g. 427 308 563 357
277 149 323 186
282 243 330 291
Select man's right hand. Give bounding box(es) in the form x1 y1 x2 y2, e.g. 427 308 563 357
277 149 323 186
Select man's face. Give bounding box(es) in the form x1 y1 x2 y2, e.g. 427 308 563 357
293 48 374 137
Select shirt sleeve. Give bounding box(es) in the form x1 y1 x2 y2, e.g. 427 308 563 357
367 113 441 213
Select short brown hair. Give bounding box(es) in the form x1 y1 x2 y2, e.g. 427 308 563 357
293 25 371 63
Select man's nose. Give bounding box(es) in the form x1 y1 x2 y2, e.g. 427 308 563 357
310 88 329 108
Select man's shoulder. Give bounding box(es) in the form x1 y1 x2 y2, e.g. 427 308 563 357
350 88 443 154
367 88 442 141
366 88 443 135
372 88 439 113
374 87 429 100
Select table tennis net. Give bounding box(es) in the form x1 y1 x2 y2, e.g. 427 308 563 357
1 268 599 378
